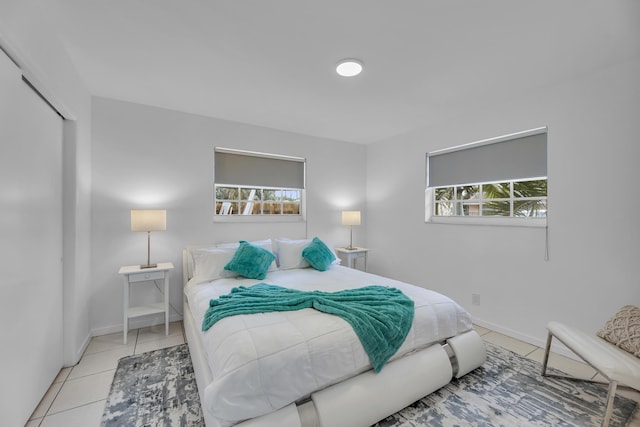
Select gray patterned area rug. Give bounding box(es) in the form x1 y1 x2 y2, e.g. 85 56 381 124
101 344 204 427
375 343 637 427
102 343 637 427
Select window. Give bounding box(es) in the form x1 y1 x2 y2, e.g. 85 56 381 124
426 128 547 225
215 186 302 216
214 148 305 220
433 178 547 217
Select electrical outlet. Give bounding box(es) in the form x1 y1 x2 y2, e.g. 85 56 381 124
472 293 481 306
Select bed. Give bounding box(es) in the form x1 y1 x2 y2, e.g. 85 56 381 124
182 239 486 427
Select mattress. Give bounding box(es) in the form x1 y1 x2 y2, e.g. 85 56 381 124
184 265 473 426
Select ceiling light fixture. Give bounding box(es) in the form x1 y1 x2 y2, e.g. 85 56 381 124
336 59 363 77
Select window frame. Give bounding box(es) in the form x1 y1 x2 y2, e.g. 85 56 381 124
425 128 548 228
427 178 547 227
213 148 306 223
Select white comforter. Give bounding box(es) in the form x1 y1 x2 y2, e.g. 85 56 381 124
184 265 472 425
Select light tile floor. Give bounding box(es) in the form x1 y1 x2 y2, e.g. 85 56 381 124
25 323 639 426
25 321 185 427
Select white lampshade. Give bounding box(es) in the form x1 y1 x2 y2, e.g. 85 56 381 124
342 211 361 226
131 209 166 232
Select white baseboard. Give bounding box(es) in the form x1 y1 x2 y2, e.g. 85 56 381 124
473 318 581 362
91 313 184 338
63 332 92 368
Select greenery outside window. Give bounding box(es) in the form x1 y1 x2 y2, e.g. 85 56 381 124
433 178 547 218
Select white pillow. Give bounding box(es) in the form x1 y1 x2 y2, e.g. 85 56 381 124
275 238 341 270
216 239 277 272
275 238 312 270
190 247 237 284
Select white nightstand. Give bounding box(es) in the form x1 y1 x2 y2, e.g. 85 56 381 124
335 247 369 271
118 262 174 344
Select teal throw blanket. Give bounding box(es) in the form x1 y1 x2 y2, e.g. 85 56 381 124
202 284 414 372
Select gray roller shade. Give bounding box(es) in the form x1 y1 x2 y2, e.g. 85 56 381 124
427 130 547 187
215 149 305 189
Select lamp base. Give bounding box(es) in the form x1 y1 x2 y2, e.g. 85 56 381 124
140 263 157 269
345 246 357 251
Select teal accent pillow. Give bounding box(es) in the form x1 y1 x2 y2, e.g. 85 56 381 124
224 240 276 280
302 237 336 271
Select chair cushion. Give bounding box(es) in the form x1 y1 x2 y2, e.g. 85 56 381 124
547 321 640 391
596 305 640 358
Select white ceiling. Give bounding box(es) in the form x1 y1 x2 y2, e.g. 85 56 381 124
49 0 639 144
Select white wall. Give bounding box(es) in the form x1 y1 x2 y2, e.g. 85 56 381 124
90 97 366 334
0 0 93 366
366 56 640 350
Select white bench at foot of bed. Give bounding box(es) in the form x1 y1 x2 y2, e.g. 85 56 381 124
542 321 640 427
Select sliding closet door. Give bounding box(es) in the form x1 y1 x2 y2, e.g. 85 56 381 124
0 49 63 426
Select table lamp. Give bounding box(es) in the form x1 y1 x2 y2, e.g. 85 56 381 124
131 209 166 268
341 210 361 250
